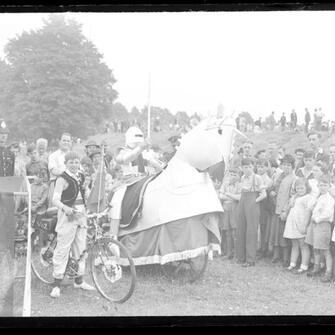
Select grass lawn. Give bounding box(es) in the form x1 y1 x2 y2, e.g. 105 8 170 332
12 254 335 317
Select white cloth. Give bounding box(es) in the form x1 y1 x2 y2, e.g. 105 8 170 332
118 156 224 237
48 149 66 181
312 192 335 224
308 179 320 199
283 194 316 239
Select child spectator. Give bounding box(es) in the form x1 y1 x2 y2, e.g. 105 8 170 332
308 163 325 199
283 178 315 274
26 144 49 182
236 158 266 267
31 168 49 217
268 154 296 267
218 167 241 260
296 151 315 180
306 174 335 282
294 148 305 172
256 158 273 258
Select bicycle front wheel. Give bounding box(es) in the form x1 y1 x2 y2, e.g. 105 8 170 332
90 237 136 303
31 231 54 284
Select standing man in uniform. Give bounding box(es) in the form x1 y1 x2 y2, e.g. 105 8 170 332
0 120 15 177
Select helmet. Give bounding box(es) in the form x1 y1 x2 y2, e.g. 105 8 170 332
125 127 144 147
0 119 9 134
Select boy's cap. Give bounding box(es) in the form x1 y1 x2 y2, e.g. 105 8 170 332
85 140 100 148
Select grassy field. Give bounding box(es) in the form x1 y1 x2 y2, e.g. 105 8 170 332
10 127 335 318
12 254 335 317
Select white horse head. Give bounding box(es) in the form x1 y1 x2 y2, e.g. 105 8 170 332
175 116 245 172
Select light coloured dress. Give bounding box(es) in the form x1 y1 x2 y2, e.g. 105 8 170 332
283 194 316 239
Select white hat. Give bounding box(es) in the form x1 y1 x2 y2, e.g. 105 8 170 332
125 126 144 147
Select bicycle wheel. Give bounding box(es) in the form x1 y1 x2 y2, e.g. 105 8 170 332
31 230 54 284
161 251 208 283
90 237 136 303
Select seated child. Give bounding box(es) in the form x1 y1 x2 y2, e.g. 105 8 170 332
218 167 241 259
306 174 335 282
283 178 315 274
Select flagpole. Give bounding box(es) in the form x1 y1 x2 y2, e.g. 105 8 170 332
97 145 105 213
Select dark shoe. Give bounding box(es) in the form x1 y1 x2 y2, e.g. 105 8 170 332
321 272 333 283
236 259 245 264
307 268 322 277
271 257 280 264
228 254 234 260
282 260 290 268
242 262 255 267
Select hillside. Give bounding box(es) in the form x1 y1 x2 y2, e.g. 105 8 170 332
74 128 335 158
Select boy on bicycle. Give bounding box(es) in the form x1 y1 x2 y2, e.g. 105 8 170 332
50 151 95 298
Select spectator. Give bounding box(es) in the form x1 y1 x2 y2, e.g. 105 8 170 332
280 113 286 132
36 138 49 163
236 158 266 267
9 142 26 177
268 154 296 267
296 151 315 180
304 108 311 133
26 144 49 182
283 178 315 274
307 131 324 161
294 148 305 172
306 174 334 282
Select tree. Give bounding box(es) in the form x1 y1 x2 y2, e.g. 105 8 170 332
3 14 117 140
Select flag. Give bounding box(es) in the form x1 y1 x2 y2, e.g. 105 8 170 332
86 168 107 213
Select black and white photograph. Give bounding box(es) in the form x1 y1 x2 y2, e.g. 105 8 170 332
1 7 335 320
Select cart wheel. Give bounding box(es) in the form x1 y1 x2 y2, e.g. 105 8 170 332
31 231 54 284
161 252 208 283
90 237 136 304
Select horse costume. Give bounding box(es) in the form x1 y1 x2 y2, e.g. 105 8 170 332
112 117 239 266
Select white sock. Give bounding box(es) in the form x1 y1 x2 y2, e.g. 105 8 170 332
300 264 308 271
290 262 296 267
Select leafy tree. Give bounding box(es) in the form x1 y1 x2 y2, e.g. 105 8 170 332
3 14 117 140
175 111 190 128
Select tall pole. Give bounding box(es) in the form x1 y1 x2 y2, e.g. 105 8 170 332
97 145 105 213
147 72 151 139
22 177 32 316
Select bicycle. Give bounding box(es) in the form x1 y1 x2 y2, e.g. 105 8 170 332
31 207 137 303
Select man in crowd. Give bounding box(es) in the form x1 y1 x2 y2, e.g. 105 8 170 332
280 113 286 132
290 109 297 130
0 119 14 177
36 138 49 163
304 108 311 133
294 148 305 172
307 131 325 161
9 142 26 177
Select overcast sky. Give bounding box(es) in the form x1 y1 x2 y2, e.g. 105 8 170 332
1 11 335 121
